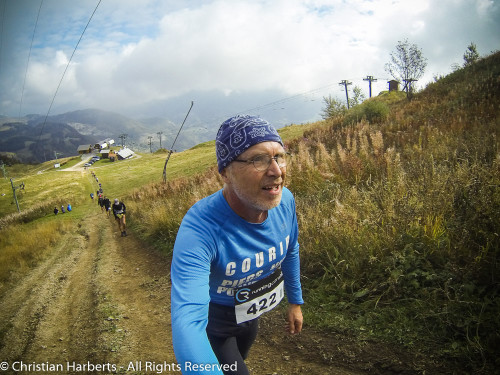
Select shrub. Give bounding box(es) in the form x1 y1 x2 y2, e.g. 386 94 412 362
343 100 390 125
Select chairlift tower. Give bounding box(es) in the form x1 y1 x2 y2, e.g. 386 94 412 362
119 134 128 148
363 76 378 98
157 132 163 149
148 136 153 153
10 178 25 212
339 80 352 109
0 162 7 179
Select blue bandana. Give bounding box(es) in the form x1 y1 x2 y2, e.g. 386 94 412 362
216 115 283 172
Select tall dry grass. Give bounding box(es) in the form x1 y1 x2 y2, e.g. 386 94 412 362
0 219 73 294
127 168 224 251
282 52 499 371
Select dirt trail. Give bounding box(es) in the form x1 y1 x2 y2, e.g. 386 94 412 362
0 210 409 375
0 212 173 374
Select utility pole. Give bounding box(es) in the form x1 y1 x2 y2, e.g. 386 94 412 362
339 80 352 109
157 131 163 149
119 133 128 148
363 75 377 98
148 136 153 153
10 178 25 213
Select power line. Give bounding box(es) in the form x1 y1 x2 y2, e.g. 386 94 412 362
19 0 43 120
187 81 341 132
234 82 339 116
0 0 5 78
34 0 102 158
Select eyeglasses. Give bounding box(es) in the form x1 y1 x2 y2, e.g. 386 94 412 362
233 153 290 172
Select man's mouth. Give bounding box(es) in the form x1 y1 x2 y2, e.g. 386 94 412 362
262 182 282 193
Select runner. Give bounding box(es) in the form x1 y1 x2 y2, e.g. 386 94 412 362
102 196 111 218
98 194 105 213
112 198 127 237
171 115 304 375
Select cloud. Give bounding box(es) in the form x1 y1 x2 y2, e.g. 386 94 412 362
0 0 498 120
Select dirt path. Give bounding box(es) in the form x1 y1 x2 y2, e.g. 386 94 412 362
0 210 414 375
0 212 173 374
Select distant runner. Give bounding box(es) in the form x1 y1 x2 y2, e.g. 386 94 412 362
102 196 111 218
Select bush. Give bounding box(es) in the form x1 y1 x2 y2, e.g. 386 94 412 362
344 100 390 125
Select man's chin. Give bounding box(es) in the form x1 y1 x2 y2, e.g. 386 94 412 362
259 193 282 211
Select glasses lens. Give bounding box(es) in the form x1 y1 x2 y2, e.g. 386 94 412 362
252 154 288 171
252 155 269 171
276 154 288 167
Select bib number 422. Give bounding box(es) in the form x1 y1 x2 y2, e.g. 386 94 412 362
235 276 284 324
246 290 279 315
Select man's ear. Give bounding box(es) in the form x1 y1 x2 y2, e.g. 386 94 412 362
220 166 230 184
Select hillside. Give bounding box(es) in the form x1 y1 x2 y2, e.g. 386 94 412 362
0 121 96 163
0 51 499 374
125 51 500 373
1 108 214 163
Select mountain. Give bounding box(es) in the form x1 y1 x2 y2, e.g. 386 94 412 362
0 120 96 163
0 109 215 163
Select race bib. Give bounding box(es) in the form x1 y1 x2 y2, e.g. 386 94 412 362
234 268 284 324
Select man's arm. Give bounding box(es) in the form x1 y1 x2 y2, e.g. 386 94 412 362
170 216 224 375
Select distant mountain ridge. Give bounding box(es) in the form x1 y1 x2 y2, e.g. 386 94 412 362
0 120 96 163
0 109 214 163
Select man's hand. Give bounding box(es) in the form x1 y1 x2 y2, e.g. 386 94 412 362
286 304 303 334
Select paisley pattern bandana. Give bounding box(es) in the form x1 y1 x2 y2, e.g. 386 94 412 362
216 115 283 172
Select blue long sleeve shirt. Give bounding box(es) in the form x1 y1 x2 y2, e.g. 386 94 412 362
171 187 303 374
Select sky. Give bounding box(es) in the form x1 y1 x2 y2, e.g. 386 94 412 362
0 0 499 131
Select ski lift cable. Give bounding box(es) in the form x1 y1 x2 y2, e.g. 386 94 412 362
186 81 341 131
175 75 391 133
233 82 340 116
19 0 43 120
35 0 102 154
0 0 5 77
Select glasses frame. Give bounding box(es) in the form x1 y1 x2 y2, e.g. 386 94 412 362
233 153 290 172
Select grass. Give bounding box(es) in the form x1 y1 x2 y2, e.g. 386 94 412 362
1 50 499 374
0 216 75 295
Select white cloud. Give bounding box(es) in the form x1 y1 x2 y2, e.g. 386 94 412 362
1 0 498 119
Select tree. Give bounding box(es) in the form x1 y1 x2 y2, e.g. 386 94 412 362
320 95 347 120
463 42 479 67
349 85 366 108
385 39 427 98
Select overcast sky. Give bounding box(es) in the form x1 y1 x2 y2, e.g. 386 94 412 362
0 0 498 129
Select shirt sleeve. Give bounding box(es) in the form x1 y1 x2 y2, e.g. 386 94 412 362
170 210 224 375
280 191 304 305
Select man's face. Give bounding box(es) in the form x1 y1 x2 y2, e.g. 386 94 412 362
222 141 286 221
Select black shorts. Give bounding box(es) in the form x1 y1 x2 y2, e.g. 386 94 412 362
206 302 259 375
